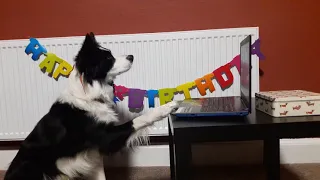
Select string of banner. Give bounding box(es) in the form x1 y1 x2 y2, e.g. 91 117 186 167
25 37 265 109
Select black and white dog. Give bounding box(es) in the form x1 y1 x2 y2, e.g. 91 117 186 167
4 32 179 180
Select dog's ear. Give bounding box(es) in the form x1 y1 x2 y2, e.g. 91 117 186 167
83 32 98 47
89 32 95 38
75 32 114 85
75 33 99 70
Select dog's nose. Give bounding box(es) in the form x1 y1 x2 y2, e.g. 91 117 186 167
126 55 134 62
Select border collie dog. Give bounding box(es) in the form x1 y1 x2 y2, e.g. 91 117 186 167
4 32 179 180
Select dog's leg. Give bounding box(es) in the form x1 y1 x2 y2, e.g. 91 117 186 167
132 101 179 130
93 166 106 180
91 158 106 180
126 101 179 147
90 101 179 155
56 149 102 179
114 104 141 125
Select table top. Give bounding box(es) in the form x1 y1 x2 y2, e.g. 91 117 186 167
170 98 320 129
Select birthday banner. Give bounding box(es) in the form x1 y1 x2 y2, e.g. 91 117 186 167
25 38 74 80
25 37 265 109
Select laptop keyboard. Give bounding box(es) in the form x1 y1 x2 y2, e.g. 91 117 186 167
200 97 236 112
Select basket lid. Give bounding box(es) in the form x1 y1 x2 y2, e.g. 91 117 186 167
255 90 320 102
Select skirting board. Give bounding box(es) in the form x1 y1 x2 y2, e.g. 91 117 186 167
1 138 320 170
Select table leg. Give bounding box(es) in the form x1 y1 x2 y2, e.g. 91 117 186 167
168 122 176 180
263 138 280 180
174 136 192 180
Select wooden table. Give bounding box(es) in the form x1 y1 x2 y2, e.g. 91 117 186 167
168 98 320 180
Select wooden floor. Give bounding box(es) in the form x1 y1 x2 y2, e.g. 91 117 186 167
2 164 320 180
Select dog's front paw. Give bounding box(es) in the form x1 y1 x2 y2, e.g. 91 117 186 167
158 101 179 117
163 101 179 110
132 101 180 129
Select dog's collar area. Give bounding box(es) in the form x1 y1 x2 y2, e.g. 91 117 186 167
78 75 115 105
108 81 114 87
93 97 105 104
93 96 108 104
93 96 117 108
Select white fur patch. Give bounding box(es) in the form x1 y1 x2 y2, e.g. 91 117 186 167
58 69 119 124
56 149 103 179
126 127 150 148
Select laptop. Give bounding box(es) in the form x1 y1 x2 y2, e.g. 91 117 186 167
172 35 252 117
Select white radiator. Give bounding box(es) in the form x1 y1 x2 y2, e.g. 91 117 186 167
0 27 260 140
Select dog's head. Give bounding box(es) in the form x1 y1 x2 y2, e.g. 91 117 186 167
74 32 133 85
65 32 133 104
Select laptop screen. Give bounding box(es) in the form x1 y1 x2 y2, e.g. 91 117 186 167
240 35 251 112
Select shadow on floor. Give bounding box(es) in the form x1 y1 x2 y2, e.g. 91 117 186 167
194 165 303 180
104 164 315 180
1 164 318 180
